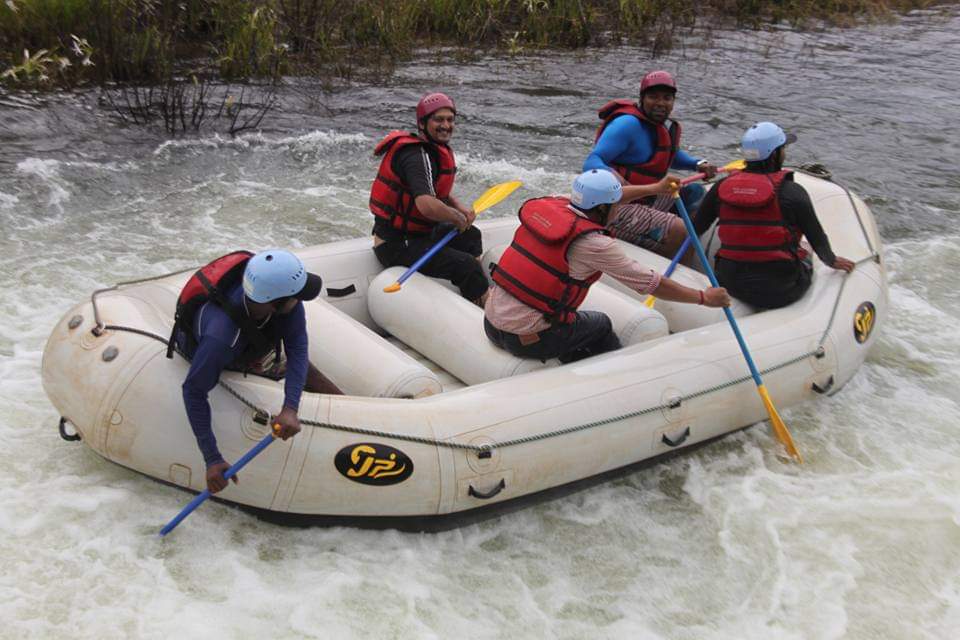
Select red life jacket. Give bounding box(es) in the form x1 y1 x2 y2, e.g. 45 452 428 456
716 170 808 263
166 250 279 361
595 99 681 186
491 197 607 324
369 131 457 235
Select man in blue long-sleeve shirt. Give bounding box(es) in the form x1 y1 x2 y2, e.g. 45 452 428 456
584 70 718 260
177 249 342 493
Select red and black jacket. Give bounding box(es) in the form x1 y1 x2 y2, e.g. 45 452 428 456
491 197 607 324
166 250 280 363
596 99 681 186
716 170 808 263
369 131 456 235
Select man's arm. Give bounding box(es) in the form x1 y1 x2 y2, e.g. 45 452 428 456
569 234 729 307
181 336 236 466
583 117 649 173
395 145 469 230
780 181 837 265
280 302 309 414
619 175 680 205
269 302 311 441
444 193 476 226
671 149 703 172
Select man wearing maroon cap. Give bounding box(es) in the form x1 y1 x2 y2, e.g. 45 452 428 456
583 71 716 259
368 92 488 305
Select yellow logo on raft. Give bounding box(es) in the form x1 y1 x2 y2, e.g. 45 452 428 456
335 443 414 486
854 302 876 344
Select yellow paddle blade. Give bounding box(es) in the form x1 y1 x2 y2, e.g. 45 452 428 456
382 283 401 293
644 295 656 308
472 180 522 213
758 385 802 463
722 159 746 171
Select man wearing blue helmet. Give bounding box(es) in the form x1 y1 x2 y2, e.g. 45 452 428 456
691 122 854 309
484 169 730 363
173 249 342 493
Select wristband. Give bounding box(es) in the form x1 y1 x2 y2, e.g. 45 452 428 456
698 290 705 305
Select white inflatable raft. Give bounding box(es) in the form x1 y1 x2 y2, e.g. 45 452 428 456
41 172 887 530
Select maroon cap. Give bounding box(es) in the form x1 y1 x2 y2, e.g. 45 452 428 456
640 70 677 95
416 92 456 121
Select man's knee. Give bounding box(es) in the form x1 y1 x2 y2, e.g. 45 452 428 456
680 183 705 209
450 257 489 301
451 225 483 257
664 218 687 249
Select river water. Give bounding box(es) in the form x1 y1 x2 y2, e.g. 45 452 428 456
2 8 959 639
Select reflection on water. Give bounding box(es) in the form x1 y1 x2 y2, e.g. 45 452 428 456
1 9 959 639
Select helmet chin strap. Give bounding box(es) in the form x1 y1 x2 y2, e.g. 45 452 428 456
585 203 612 226
773 147 786 171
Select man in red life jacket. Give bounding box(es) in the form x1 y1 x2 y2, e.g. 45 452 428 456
173 249 342 493
484 169 730 363
692 122 855 309
369 92 489 305
584 71 717 260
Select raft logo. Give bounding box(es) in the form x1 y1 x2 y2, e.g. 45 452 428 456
854 302 876 344
335 443 414 485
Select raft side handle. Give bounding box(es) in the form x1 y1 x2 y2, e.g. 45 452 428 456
814 347 826 359
58 417 82 442
477 445 493 459
661 426 691 448
325 284 357 298
667 396 682 409
468 478 506 500
812 376 835 395
253 410 269 425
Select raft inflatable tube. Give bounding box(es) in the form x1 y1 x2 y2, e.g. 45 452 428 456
42 172 887 531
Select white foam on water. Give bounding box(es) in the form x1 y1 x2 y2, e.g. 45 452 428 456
0 190 18 208
15 157 71 211
457 153 570 191
153 129 370 157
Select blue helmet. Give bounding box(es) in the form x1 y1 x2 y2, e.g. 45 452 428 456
243 249 312 303
571 169 622 210
741 122 797 161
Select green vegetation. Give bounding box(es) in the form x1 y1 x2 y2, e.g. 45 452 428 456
0 0 940 88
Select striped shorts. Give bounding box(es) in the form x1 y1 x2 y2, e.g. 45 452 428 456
606 203 676 250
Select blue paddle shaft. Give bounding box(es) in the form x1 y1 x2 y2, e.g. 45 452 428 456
159 432 275 537
672 196 764 387
663 235 692 279
395 228 458 286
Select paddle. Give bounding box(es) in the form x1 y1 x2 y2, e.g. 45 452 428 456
383 180 523 293
159 425 278 537
644 159 747 309
671 190 802 462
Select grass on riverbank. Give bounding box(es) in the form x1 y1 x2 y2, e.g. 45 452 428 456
0 0 942 88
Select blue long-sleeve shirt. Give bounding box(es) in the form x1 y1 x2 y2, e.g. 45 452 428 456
180 283 309 466
583 114 702 175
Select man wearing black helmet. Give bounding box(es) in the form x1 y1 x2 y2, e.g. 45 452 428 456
584 70 716 258
369 92 489 305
